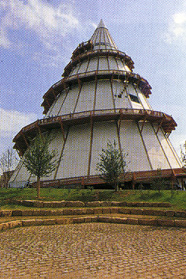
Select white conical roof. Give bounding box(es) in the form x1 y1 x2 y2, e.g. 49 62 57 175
90 19 118 50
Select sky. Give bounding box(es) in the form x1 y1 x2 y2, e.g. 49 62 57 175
1 0 186 162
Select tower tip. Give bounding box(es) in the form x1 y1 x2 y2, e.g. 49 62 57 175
97 19 107 29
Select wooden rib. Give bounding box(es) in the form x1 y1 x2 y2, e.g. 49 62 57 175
87 113 94 176
136 121 153 170
140 113 148 134
110 74 116 112
58 118 66 141
156 118 164 134
21 131 29 147
151 123 172 169
53 127 70 180
36 121 42 138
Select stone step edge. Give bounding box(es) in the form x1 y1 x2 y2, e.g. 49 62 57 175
0 216 186 232
1 207 186 218
14 200 172 208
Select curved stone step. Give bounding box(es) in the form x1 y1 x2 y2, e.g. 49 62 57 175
1 207 186 219
1 216 186 232
14 200 172 208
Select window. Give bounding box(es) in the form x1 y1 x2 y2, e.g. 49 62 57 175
129 94 140 103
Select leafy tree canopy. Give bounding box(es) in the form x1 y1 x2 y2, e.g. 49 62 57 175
96 140 128 191
23 133 58 179
23 133 58 198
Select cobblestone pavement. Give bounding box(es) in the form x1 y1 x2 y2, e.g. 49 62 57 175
0 223 186 279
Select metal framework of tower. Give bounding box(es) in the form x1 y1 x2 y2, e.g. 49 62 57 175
10 20 186 188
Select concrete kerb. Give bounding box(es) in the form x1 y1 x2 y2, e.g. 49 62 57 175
1 216 186 233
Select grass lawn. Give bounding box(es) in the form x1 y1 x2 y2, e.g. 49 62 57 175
0 188 186 210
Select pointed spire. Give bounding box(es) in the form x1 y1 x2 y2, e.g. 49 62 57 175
97 19 107 29
90 20 118 50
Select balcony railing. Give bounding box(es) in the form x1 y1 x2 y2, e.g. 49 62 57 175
42 70 152 114
14 108 176 148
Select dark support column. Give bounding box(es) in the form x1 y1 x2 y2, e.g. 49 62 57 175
140 113 148 133
156 118 164 134
171 177 174 190
171 169 176 190
81 177 85 189
132 173 136 190
36 121 42 138
181 177 184 190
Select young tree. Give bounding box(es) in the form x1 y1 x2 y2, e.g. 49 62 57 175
0 148 18 173
96 141 128 191
0 148 18 188
23 133 58 198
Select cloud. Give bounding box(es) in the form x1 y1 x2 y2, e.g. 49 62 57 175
165 10 186 45
0 29 11 49
0 108 37 138
0 0 80 50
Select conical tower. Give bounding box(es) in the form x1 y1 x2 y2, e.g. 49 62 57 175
10 20 185 188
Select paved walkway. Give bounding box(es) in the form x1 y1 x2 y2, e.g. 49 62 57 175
0 223 186 278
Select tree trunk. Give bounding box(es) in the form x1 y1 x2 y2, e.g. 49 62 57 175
114 181 119 192
37 176 41 199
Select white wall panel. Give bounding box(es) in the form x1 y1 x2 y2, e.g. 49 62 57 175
90 121 118 175
70 65 79 76
98 57 109 70
136 89 152 110
42 130 65 180
157 127 182 168
116 59 124 70
137 92 151 110
108 57 118 70
75 81 95 112
56 124 91 178
87 58 98 72
58 86 79 115
49 92 67 116
9 158 36 185
141 123 170 169
46 98 57 117
112 80 131 109
77 61 89 74
124 65 131 72
95 80 114 110
127 84 137 95
119 121 151 171
130 101 143 109
116 59 130 71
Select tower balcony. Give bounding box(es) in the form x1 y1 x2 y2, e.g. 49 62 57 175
13 108 176 156
63 48 134 77
42 70 151 114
